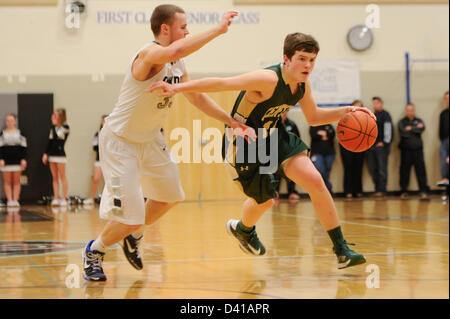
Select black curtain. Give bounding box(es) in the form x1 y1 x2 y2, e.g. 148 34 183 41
17 93 53 202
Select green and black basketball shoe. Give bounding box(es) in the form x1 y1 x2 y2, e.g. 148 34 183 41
226 219 266 256
333 241 366 269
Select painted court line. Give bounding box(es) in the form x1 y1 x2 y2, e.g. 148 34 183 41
1 250 445 269
21 256 72 298
268 211 449 237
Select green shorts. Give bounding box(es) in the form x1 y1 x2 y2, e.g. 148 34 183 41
223 129 310 204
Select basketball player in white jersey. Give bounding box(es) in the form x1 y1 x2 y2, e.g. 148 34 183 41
82 5 255 281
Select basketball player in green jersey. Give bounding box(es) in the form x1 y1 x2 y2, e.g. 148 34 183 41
147 33 376 269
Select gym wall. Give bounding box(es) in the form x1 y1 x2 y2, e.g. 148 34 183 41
0 1 448 200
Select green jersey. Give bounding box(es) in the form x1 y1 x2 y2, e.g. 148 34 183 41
230 63 306 132
222 63 310 204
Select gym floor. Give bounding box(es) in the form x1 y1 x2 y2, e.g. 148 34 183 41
0 196 448 299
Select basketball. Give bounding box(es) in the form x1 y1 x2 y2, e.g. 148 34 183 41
337 110 378 152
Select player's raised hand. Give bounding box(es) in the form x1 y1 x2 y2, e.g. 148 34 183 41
216 11 238 34
146 81 177 97
229 119 257 143
350 106 377 123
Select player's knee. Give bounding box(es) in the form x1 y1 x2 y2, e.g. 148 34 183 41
308 172 326 193
127 224 142 232
154 200 179 208
261 198 275 210
166 201 181 209
145 200 179 212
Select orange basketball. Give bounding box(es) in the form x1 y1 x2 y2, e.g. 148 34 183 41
337 110 378 152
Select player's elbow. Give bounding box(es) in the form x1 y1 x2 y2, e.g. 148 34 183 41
166 42 187 61
168 47 184 61
306 115 320 126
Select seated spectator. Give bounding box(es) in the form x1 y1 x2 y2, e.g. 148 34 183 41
340 100 366 199
310 121 336 193
275 111 301 201
437 91 449 186
398 103 429 198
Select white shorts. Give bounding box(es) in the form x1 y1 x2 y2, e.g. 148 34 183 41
99 123 185 225
94 161 101 168
0 165 22 172
49 156 67 163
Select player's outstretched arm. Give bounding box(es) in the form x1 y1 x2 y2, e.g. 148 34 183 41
180 72 257 142
146 70 278 97
300 82 376 126
137 11 237 68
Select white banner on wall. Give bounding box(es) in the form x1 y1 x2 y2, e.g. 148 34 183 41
309 60 360 107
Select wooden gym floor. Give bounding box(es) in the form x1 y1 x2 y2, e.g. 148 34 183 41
0 196 448 299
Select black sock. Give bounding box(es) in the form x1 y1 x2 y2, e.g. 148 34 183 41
237 220 254 233
327 226 345 248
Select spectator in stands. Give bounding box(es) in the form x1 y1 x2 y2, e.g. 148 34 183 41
367 96 393 197
340 100 365 199
310 120 336 194
84 115 107 206
437 91 449 186
398 103 429 198
275 111 301 201
42 109 70 206
0 114 27 207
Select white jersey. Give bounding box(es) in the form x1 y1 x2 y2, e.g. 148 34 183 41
106 42 186 143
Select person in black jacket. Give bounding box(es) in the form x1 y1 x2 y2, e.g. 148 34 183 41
0 114 27 207
42 109 70 206
310 122 336 193
340 100 366 199
275 111 301 201
398 103 429 198
84 115 107 205
367 97 393 197
438 91 449 186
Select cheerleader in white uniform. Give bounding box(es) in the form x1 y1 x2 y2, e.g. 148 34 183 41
42 109 70 206
0 114 27 207
83 115 107 205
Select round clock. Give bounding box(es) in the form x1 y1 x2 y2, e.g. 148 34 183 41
347 25 373 51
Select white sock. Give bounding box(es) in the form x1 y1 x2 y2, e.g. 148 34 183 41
90 236 107 253
131 226 145 239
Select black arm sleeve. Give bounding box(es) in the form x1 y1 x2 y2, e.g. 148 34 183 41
19 135 27 160
411 118 425 134
63 124 70 141
0 133 4 160
439 111 448 141
45 126 53 154
398 118 409 137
